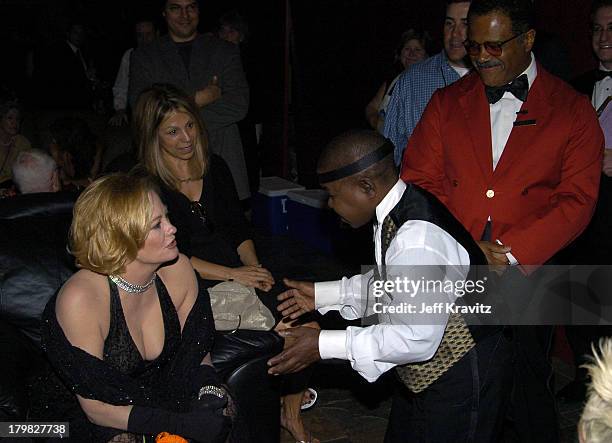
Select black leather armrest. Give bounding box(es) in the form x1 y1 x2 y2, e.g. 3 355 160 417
226 355 282 443
0 321 44 419
211 330 283 378
212 330 284 443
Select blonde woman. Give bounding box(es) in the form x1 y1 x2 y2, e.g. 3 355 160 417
42 174 233 442
134 83 273 292
134 84 319 443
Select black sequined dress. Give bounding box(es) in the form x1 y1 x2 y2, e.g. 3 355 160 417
38 275 218 442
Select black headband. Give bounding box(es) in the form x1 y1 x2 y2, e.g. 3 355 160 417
317 140 394 184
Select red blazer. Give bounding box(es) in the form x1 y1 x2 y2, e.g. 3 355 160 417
401 64 603 267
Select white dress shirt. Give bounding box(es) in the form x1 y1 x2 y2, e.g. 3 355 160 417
315 179 471 382
112 48 133 111
452 66 471 78
489 53 537 170
488 53 537 264
592 63 612 111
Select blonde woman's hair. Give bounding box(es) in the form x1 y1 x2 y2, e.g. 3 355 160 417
133 83 209 190
579 338 612 443
69 174 157 275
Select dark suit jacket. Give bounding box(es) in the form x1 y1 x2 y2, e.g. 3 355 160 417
129 34 251 199
36 41 92 109
573 70 600 97
570 69 612 264
402 63 604 267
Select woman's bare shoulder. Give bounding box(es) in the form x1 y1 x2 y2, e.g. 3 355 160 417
158 254 197 287
158 254 198 311
55 270 109 338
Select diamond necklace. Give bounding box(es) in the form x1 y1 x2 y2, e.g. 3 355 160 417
109 273 157 294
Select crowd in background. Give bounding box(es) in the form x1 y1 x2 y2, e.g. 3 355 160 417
4 0 612 442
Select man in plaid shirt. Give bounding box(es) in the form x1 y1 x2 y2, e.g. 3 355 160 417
385 1 472 166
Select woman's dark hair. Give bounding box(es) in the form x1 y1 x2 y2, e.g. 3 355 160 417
219 10 249 42
394 28 432 62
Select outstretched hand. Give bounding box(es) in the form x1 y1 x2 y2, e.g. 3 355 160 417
268 326 321 375
276 279 315 319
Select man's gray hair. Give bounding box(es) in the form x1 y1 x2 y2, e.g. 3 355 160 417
12 149 57 193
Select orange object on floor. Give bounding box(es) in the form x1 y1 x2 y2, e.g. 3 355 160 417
155 431 188 443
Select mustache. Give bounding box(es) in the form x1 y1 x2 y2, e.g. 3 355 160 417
475 60 503 69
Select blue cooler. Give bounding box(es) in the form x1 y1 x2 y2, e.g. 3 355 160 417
252 177 305 234
286 189 338 254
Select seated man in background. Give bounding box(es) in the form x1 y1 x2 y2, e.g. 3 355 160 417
12 149 60 194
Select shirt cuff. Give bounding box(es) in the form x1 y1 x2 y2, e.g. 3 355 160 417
506 251 519 266
318 330 347 360
497 237 518 266
315 280 342 310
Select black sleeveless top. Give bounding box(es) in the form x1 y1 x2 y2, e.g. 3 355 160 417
38 273 217 442
103 276 181 376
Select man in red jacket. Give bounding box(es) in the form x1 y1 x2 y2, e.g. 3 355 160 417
401 0 603 441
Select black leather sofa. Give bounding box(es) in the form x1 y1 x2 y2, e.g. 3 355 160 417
0 192 284 442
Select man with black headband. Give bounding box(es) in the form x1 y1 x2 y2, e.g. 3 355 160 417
402 0 602 441
268 129 512 442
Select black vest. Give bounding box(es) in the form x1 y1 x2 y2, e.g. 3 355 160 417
385 183 498 340
383 184 497 392
386 183 486 267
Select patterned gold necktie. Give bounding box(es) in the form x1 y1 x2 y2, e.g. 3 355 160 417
381 215 397 268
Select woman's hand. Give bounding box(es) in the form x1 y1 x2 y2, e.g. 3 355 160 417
228 265 275 291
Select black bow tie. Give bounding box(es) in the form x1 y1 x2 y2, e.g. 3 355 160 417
485 74 529 104
595 69 612 81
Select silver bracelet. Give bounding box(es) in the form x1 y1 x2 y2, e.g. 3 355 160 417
198 385 226 400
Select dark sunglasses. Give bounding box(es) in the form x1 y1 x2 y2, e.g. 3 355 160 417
463 32 525 57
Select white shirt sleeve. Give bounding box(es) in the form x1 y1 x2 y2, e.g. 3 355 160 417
317 221 471 382
506 251 519 265
112 49 132 111
315 268 375 319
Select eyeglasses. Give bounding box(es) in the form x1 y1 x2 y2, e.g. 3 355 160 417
592 25 612 37
463 32 525 57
